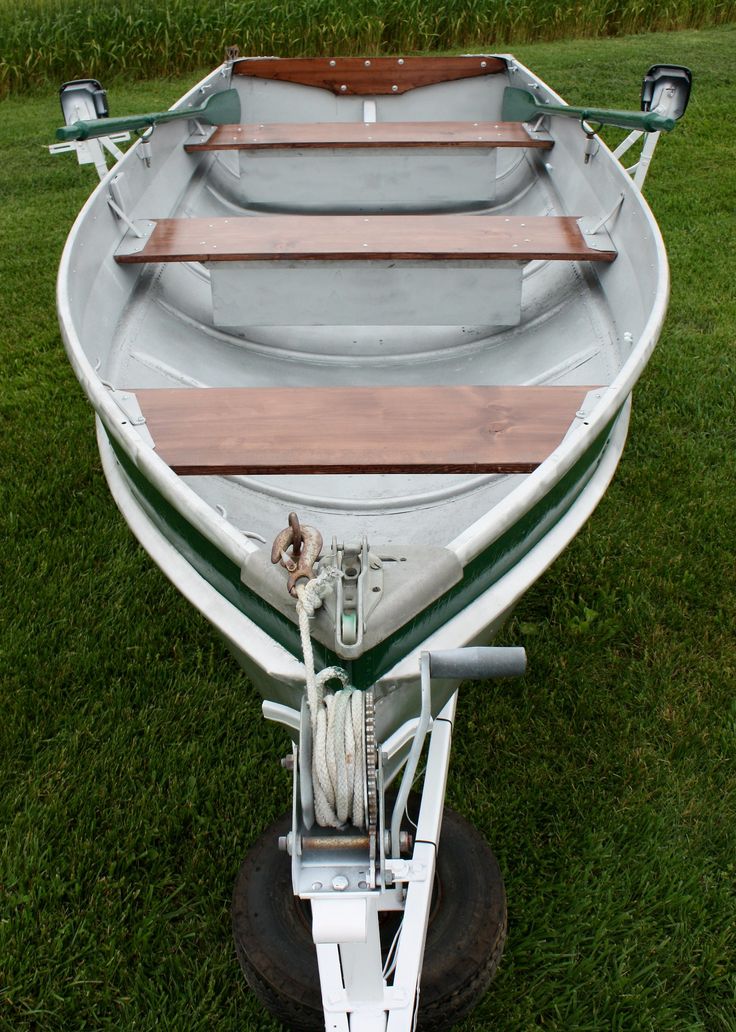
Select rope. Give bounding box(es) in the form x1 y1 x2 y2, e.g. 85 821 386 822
296 569 365 830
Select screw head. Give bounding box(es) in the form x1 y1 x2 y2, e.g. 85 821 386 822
331 875 349 892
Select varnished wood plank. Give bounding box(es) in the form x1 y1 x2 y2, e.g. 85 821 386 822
232 56 506 95
132 385 595 475
184 121 553 151
116 215 615 265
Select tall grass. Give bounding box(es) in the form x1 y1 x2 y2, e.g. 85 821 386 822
1 0 734 99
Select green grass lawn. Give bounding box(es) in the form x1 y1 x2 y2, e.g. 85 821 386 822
2 25 735 1032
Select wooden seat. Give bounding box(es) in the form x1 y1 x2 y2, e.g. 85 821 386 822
130 385 596 476
184 121 553 153
115 214 614 328
231 56 506 96
115 215 614 265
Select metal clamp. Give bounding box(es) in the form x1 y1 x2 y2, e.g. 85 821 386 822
384 858 427 883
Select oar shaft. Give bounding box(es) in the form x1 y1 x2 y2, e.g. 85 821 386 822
502 86 675 134
57 110 176 142
55 88 241 143
547 101 674 133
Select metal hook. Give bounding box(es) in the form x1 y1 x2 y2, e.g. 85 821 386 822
271 514 323 596
289 511 302 559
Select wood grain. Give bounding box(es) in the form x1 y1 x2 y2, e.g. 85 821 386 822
115 215 615 265
184 121 553 151
232 56 506 95
131 385 596 475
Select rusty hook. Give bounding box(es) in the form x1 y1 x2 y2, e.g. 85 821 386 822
271 514 323 596
288 511 302 559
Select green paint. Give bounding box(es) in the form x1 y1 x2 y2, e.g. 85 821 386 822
502 86 676 132
109 416 613 689
56 88 240 142
110 440 339 672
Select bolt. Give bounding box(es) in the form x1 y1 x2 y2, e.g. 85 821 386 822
399 831 413 853
278 835 288 852
280 754 295 771
332 875 349 892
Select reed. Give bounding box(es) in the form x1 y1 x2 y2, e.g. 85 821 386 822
1 0 734 99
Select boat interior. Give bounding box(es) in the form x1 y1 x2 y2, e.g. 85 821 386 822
76 56 655 651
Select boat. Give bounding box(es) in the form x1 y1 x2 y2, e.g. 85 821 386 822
53 55 691 1031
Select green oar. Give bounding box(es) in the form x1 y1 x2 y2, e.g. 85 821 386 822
56 88 241 142
502 86 675 133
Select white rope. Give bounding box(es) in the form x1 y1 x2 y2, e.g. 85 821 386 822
296 569 365 829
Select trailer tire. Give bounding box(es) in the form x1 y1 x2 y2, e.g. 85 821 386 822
232 804 507 1031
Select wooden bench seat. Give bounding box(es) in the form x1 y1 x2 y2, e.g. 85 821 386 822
115 215 614 265
184 121 553 152
130 385 595 475
115 214 614 327
199 58 542 212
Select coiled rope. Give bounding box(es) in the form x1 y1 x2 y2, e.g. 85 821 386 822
296 568 365 830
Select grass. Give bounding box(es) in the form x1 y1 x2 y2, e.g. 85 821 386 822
1 0 736 98
1 23 735 1032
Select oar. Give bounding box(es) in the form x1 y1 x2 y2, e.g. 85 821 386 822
502 86 675 133
56 88 241 142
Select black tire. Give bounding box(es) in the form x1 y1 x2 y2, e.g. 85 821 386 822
232 805 507 1031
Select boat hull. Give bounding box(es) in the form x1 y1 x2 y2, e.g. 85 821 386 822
58 55 668 755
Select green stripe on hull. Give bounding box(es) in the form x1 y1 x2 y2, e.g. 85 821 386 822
110 441 340 672
109 415 615 689
355 417 615 685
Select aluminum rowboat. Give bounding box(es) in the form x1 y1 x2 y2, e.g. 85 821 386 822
54 54 689 1031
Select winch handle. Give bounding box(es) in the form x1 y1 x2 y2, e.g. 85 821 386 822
427 646 527 680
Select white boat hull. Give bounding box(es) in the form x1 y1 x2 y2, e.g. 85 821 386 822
58 55 668 748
